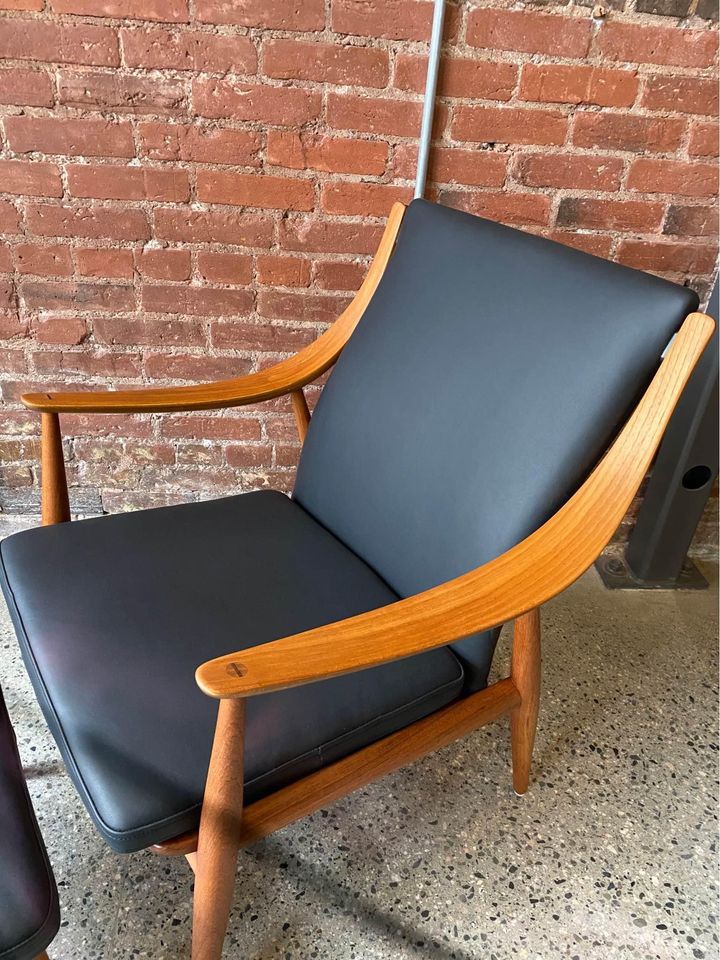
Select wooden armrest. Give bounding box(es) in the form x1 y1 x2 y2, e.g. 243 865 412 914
195 311 715 700
22 203 406 415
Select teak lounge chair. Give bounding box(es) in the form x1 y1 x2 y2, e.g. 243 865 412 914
0 200 713 959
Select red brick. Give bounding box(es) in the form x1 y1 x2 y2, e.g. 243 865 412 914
278 218 383 254
197 252 252 285
0 201 21 235
122 27 256 73
628 158 718 199
94 315 204 346
257 290 347 324
616 240 717 274
138 123 261 165
314 260 365 291
76 247 135 279
225 444 273 469
33 315 88 345
257 255 311 287
154 209 273 246
556 197 664 232
196 0 324 30
573 111 686 153
441 190 551 227
161 417 260 446
664 204 718 238
16 244 73 277
327 93 422 138
642 76 718 117
67 164 190 201
0 161 62 198
467 9 590 58
393 144 507 186
136 249 191 281
321 182 413 218
142 284 252 316
198 171 315 211
267 131 387 176
689 122 718 158
193 78 320 123
332 0 433 42
144 353 247 381
211 320 315 352
22 280 135 311
59 70 186 115
598 22 718 68
26 204 150 241
0 246 12 273
0 67 53 107
515 153 623 191
0 20 118 66
264 39 388 87
33 350 141 379
548 231 613 258
61 412 153 438
520 64 638 108
0 314 26 341
0 277 16 310
0 0 43 9
453 105 567 147
5 116 134 158
51 0 187 19
395 55 517 101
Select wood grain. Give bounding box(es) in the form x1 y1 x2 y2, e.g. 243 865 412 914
22 203 406 415
192 698 245 960
510 608 541 795
40 412 70 526
290 388 311 442
196 312 715 699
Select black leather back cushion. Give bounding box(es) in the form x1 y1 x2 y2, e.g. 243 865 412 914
294 199 698 690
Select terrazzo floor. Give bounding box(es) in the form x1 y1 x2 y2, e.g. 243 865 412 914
1 515 717 960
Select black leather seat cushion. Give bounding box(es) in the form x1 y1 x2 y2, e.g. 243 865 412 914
295 198 699 691
0 492 463 853
0 686 60 960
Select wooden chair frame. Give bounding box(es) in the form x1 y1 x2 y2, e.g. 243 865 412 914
21 202 714 960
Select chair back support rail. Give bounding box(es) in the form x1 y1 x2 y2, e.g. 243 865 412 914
19 199 715 960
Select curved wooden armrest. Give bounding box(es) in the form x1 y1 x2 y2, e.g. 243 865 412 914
22 203 406 415
196 311 715 700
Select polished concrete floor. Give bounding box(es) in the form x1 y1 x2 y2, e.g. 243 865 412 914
1 515 717 960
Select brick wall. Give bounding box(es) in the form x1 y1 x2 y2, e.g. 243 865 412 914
0 0 717 548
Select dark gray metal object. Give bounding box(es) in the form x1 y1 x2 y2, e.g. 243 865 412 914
596 280 718 589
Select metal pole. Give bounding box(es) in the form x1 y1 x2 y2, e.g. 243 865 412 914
414 0 446 200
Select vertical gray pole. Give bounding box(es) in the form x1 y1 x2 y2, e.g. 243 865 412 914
414 0 446 200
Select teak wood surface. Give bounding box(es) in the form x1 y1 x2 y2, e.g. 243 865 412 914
22 199 715 960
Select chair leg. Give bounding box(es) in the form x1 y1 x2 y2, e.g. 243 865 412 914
192 698 246 960
510 608 541 796
35 953 50 960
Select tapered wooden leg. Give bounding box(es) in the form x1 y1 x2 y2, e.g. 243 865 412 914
40 412 70 526
290 388 310 442
510 608 541 796
192 698 245 960
35 953 50 960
